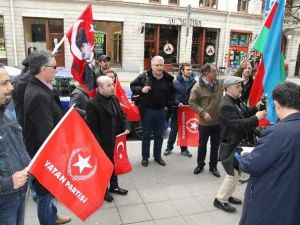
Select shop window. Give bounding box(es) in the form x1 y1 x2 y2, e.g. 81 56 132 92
237 0 249 12
0 16 7 64
144 24 179 70
228 31 252 67
169 0 178 4
23 18 65 66
94 21 122 66
199 0 217 8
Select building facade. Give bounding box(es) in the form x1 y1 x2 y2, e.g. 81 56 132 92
0 0 299 77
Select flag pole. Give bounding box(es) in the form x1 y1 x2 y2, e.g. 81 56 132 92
52 35 66 54
27 104 75 170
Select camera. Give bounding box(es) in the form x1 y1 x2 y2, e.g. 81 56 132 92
260 95 267 111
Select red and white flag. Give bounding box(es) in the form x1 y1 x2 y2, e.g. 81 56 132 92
66 4 96 97
28 108 114 221
177 106 199 147
115 78 141 122
114 132 132 175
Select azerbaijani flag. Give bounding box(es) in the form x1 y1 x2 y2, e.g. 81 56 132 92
248 0 286 124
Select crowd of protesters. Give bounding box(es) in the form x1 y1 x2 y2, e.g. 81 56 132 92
1 50 300 225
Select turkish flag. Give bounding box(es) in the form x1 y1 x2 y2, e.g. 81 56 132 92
113 132 132 175
28 108 114 221
177 106 199 147
66 4 96 97
115 78 141 122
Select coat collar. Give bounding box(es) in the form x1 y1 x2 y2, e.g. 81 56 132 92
281 112 300 123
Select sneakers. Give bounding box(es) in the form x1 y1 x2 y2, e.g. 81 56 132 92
181 150 192 157
55 215 71 224
164 149 172 156
213 198 236 213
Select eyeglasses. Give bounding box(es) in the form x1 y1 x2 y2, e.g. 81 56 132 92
45 65 57 70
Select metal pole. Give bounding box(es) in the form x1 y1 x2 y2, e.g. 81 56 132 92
184 4 192 62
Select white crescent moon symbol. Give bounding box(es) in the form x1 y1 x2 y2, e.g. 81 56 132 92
116 141 124 153
71 19 83 60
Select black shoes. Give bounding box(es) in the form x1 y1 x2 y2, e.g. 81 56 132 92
164 149 172 156
141 159 148 167
193 166 204 174
154 158 166 166
109 187 128 195
213 198 236 213
181 150 192 158
104 192 114 202
228 196 242 205
209 167 221 177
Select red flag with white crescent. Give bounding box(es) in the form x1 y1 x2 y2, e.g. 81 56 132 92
28 108 114 221
177 106 199 147
113 132 132 175
66 4 96 97
115 78 141 122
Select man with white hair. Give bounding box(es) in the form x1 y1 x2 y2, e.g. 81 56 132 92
86 76 130 202
213 76 266 213
130 56 175 167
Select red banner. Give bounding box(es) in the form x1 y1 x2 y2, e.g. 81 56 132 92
177 106 199 147
115 78 141 122
114 132 132 175
66 4 96 97
29 109 114 221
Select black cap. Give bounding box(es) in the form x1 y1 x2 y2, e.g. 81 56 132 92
98 55 110 62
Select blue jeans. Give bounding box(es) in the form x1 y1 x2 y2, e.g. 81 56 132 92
197 125 220 168
166 111 187 152
0 195 25 225
37 193 57 225
142 108 166 159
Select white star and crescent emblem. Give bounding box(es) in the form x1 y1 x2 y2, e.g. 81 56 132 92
116 142 125 160
186 118 199 134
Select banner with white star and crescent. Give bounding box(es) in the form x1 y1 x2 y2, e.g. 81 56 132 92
177 106 199 147
113 132 132 175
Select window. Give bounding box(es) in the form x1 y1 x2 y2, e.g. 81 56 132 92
237 0 249 12
169 0 178 4
149 0 160 3
0 16 6 64
94 21 123 66
199 0 217 8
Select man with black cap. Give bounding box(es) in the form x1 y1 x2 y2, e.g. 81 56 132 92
213 76 266 213
96 55 110 77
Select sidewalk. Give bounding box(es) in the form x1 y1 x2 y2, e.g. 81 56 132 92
25 139 246 225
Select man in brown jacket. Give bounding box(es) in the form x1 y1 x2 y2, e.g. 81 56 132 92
189 63 223 177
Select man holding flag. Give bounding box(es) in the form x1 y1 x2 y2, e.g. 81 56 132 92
86 76 130 202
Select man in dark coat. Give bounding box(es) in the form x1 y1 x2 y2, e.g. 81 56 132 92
86 76 130 202
213 76 266 213
23 50 71 225
130 56 175 167
68 81 90 118
239 82 300 225
164 63 196 157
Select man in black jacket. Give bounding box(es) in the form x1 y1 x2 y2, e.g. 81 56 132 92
86 76 130 202
24 50 71 225
213 76 266 213
130 56 176 167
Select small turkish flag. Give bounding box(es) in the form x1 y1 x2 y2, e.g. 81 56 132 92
115 78 141 122
177 106 199 147
28 108 114 221
113 132 132 175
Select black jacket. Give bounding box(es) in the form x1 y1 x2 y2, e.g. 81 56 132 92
219 95 258 176
130 70 176 110
69 87 90 118
86 93 129 161
241 75 254 103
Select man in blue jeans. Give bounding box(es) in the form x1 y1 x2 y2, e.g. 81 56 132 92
130 56 176 167
0 64 31 225
164 63 196 157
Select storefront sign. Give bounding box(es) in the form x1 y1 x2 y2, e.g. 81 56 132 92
169 17 201 27
206 45 215 56
94 31 106 56
163 43 174 55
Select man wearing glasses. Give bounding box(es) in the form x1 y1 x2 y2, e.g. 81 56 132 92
24 50 71 225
